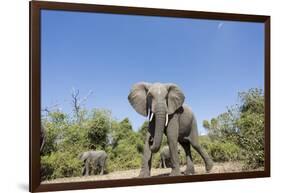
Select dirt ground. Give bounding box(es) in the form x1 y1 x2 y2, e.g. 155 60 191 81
41 162 263 184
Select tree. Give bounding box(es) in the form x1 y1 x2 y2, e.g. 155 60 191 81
111 118 133 145
203 118 219 140
71 88 93 124
237 88 264 168
41 110 68 155
106 118 143 171
203 88 264 169
86 109 111 150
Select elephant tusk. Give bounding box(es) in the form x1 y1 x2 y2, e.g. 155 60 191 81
165 114 169 126
147 109 150 119
149 113 154 122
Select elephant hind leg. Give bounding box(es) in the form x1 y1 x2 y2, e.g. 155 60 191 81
179 141 195 175
190 141 213 172
100 157 107 175
189 120 213 172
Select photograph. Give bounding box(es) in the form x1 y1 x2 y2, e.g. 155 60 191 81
38 8 266 185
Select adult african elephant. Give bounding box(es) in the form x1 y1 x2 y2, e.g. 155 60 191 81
159 145 180 168
79 150 107 176
128 82 213 177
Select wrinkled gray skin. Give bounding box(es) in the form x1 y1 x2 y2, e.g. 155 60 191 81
159 146 180 168
79 150 107 176
128 82 213 177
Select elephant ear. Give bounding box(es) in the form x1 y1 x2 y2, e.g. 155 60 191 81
166 84 185 114
128 82 151 117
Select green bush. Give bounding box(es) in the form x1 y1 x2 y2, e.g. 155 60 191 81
237 89 264 169
208 141 241 162
86 110 111 150
238 113 264 169
41 151 82 181
188 138 241 164
202 88 265 169
99 118 144 172
107 137 142 171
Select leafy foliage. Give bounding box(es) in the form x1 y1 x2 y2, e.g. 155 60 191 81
86 110 111 150
41 151 82 180
203 88 264 169
237 89 265 169
107 118 143 171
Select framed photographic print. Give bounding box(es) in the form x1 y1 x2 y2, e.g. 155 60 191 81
30 1 270 192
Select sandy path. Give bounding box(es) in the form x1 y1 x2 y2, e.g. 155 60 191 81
42 162 263 184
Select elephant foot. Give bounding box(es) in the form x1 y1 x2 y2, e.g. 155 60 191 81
205 160 214 173
138 169 151 178
169 168 181 176
184 166 195 175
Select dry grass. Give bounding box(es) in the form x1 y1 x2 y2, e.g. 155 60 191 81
41 161 264 184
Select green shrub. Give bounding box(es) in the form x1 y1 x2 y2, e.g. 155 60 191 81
202 88 265 169
86 110 111 150
106 119 144 172
189 137 242 164
208 141 241 162
107 137 142 171
41 151 82 181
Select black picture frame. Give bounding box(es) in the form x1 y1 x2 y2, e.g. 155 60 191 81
30 1 270 192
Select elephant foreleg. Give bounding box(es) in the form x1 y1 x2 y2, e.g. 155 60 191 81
85 160 90 176
82 165 86 176
139 133 152 177
163 158 167 168
166 117 180 176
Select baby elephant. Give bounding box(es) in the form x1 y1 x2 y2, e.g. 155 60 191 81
79 150 107 176
159 146 180 168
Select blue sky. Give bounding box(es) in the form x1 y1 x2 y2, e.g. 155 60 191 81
41 10 264 134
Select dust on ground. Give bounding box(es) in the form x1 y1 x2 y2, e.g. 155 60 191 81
41 162 263 184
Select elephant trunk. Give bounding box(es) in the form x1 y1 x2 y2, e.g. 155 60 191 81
150 103 166 153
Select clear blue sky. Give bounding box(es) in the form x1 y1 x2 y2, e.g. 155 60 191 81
41 10 264 134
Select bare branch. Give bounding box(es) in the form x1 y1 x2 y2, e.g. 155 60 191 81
80 90 93 106
71 88 80 119
71 88 93 124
